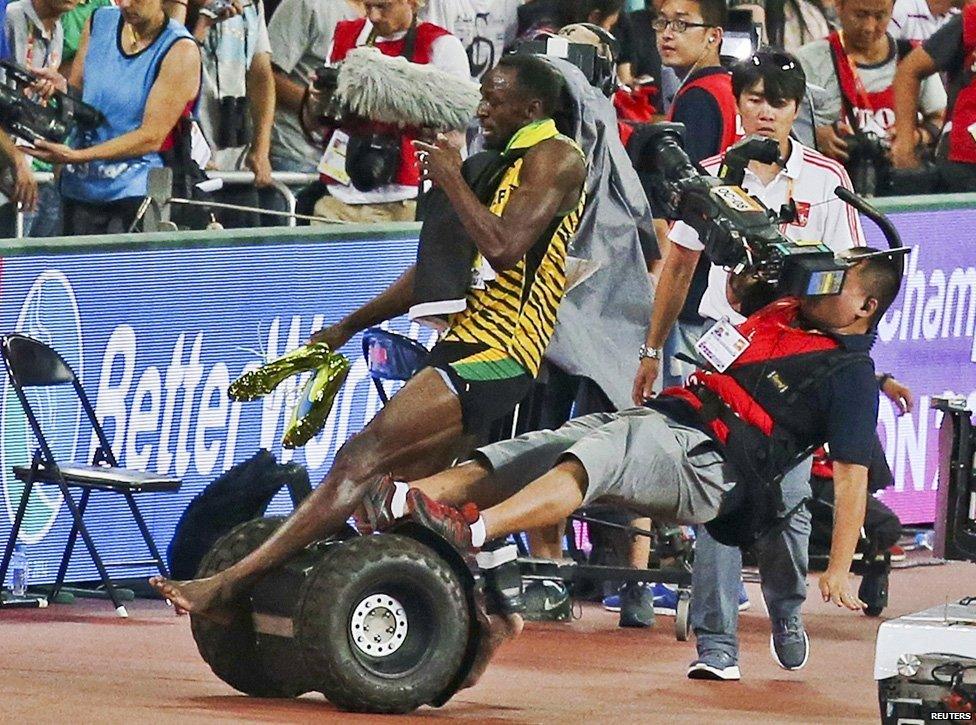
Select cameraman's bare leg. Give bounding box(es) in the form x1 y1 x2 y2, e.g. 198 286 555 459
409 460 500 508
150 368 464 617
482 458 589 540
527 524 565 560
629 518 652 568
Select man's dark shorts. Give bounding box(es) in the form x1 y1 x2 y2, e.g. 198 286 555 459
422 341 534 434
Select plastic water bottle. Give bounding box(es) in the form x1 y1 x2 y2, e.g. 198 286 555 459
11 543 28 597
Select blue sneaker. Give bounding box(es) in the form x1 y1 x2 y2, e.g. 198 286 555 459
651 582 749 616
737 581 751 612
602 593 621 612
687 650 741 681
652 583 679 615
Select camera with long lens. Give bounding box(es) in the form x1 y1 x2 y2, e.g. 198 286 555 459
630 122 852 305
0 61 104 144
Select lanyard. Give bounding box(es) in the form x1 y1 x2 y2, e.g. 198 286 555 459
25 24 56 70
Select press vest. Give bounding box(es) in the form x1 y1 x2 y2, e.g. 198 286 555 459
60 7 194 203
667 69 740 323
949 4 976 163
667 70 740 151
325 17 452 188
654 299 872 545
443 120 586 376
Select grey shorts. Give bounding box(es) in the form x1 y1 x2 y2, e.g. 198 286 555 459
474 407 735 525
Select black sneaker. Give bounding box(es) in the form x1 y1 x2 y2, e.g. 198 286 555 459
521 579 571 621
618 582 655 628
770 615 809 670
687 650 741 681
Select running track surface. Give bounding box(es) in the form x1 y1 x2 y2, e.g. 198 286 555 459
0 558 971 724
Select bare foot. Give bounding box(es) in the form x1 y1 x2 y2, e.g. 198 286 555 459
461 612 523 690
148 575 236 623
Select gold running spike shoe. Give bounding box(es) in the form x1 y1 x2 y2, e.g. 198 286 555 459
229 342 335 401
281 354 350 449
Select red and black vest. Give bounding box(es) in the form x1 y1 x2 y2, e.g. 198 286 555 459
655 298 873 546
949 4 976 163
667 70 740 152
324 18 452 188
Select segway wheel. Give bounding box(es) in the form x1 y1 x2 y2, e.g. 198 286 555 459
675 589 691 641
296 534 470 714
859 569 889 617
190 516 293 698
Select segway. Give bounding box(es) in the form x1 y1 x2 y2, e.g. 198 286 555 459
189 516 487 713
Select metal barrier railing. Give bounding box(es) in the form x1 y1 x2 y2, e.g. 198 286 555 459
14 170 321 238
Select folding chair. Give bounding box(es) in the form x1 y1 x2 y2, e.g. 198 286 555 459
0 333 181 617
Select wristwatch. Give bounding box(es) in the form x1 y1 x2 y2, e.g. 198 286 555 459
638 344 662 361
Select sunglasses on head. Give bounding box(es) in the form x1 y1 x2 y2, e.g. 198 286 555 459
749 51 798 71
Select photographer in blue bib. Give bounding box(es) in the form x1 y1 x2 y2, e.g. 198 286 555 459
24 0 201 235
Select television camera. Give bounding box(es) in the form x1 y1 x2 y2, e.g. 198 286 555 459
629 122 906 311
0 61 103 145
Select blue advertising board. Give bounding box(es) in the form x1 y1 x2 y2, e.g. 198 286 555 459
0 200 973 586
867 206 976 524
0 230 437 584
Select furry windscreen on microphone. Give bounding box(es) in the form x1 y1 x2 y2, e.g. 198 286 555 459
336 47 480 131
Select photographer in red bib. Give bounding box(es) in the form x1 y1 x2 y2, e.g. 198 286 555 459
794 0 946 194
311 0 469 223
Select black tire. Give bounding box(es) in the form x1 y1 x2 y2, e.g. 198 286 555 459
296 534 470 714
859 569 889 618
190 516 292 698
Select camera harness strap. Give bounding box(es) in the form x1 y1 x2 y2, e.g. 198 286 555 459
827 30 876 134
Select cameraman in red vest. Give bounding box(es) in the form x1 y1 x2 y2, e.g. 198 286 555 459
313 0 469 223
892 1 976 192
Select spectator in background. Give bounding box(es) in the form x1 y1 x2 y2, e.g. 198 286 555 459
0 0 39 236
58 0 110 76
766 0 836 54
516 0 575 40
26 0 201 234
188 0 277 227
655 0 737 377
620 0 666 108
5 0 79 236
796 0 945 180
310 0 468 223
421 0 520 80
266 0 363 173
889 0 959 45
892 2 976 191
